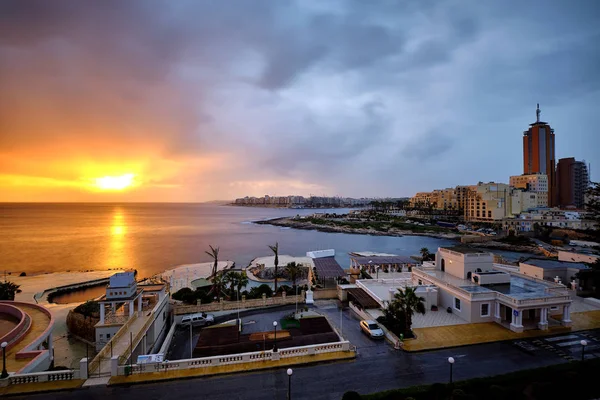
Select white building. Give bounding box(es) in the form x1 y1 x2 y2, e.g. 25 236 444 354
95 272 169 351
412 247 573 332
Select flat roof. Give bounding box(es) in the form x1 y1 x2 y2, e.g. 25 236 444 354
351 255 415 265
441 246 491 255
313 257 346 279
421 268 565 301
347 288 381 309
521 259 589 270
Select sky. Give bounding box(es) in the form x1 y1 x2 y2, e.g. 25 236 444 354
1 0 599 202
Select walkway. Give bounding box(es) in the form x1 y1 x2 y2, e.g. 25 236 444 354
403 310 600 352
89 312 155 376
5 304 52 373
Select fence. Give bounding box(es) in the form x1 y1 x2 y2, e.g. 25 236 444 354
7 369 82 386
116 340 352 376
88 313 138 373
174 293 304 315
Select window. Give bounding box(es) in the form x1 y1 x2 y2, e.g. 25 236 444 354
454 297 461 311
481 303 490 317
106 334 111 339
418 279 422 285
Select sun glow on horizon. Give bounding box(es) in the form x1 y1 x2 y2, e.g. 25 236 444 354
94 174 136 191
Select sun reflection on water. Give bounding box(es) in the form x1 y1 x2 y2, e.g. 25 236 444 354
107 208 130 268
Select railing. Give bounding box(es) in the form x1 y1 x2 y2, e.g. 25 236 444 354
117 341 352 376
496 292 572 306
8 369 80 385
89 313 138 373
174 294 303 315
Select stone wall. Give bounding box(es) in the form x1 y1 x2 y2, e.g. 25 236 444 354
66 310 99 343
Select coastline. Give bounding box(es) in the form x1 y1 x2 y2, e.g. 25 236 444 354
253 217 542 255
253 217 462 240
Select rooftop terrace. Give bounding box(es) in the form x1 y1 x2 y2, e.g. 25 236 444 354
522 259 589 270
417 267 569 301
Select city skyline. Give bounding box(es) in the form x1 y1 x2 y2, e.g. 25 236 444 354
1 1 599 202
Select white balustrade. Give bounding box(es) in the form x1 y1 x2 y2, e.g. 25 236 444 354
8 369 79 385
116 341 353 376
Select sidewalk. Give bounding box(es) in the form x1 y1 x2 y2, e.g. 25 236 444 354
109 350 355 386
403 310 600 352
0 380 84 396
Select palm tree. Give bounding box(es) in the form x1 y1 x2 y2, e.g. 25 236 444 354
268 242 279 294
205 245 220 277
285 262 303 288
392 287 426 334
208 271 226 300
0 281 21 301
223 271 239 300
420 247 430 259
236 272 249 300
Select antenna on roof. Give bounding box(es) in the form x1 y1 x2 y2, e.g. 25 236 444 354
536 103 540 123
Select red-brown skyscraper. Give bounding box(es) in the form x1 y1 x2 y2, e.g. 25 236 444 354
556 157 589 208
523 104 556 206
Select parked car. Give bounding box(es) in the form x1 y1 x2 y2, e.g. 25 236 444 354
181 312 214 327
360 320 384 339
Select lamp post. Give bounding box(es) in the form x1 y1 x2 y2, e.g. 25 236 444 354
448 357 455 384
273 321 278 352
581 340 588 361
1 342 8 379
189 323 193 359
287 368 293 399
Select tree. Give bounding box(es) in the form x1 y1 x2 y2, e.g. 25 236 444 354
285 262 304 288
268 242 280 294
576 258 600 296
223 271 239 300
586 182 600 237
208 271 227 300
420 247 430 259
391 287 426 334
0 281 21 300
236 272 249 300
205 245 220 277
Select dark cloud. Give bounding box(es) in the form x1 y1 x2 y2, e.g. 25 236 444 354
0 0 598 200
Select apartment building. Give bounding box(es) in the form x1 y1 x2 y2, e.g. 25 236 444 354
464 182 510 222
509 173 549 207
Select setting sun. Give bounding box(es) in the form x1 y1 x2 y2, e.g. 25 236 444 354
95 174 136 191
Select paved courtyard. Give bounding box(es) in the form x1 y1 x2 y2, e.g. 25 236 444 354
365 307 469 328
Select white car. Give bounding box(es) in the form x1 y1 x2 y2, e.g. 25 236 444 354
181 312 214 327
360 320 384 339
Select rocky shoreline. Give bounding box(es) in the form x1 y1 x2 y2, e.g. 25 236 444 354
253 217 462 240
254 217 542 255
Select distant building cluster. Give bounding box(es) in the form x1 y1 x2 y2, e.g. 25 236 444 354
409 104 594 229
233 195 371 208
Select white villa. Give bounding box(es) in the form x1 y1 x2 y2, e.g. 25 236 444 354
341 247 578 333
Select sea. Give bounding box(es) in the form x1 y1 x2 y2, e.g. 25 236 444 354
0 203 527 280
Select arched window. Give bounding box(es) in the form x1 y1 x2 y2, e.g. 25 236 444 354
441 259 445 272
467 271 472 280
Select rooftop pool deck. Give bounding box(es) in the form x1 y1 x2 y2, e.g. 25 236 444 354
422 269 566 300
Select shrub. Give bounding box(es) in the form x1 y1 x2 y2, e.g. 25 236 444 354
247 284 273 299
74 301 99 318
342 391 361 400
172 287 193 301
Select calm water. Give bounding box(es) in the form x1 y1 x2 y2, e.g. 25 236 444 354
50 285 108 304
0 203 459 279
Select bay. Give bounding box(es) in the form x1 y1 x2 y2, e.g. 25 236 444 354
0 203 460 279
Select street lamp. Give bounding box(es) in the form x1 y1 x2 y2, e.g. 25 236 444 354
581 340 588 361
273 321 278 352
448 357 455 384
1 341 8 379
287 368 293 399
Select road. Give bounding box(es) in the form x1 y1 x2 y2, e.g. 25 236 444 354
15 301 591 400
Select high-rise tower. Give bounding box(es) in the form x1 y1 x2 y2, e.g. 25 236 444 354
523 104 556 206
557 157 589 208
